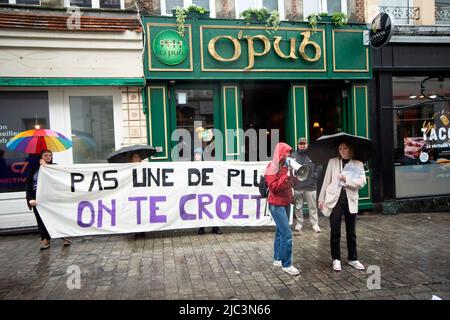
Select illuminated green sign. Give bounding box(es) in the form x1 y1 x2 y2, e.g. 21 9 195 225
153 30 188 66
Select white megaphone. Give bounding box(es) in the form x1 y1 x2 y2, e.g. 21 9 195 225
286 157 311 181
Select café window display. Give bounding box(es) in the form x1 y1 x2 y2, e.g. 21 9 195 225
393 76 450 198
0 91 49 193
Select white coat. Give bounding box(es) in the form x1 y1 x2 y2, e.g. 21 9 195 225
318 157 366 217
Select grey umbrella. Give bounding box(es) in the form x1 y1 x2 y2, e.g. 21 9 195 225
307 132 375 165
106 145 157 163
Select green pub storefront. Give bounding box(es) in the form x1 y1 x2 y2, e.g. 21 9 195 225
142 14 374 210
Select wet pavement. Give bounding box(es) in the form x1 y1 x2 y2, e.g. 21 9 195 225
0 212 449 300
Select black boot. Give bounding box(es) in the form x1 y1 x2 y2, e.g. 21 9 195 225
198 227 205 235
212 227 222 234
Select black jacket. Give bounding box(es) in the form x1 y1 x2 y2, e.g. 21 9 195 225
291 149 323 191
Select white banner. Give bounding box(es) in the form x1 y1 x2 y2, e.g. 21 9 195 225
36 161 288 238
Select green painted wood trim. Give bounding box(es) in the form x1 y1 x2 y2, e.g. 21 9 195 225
352 84 369 138
221 84 242 160
290 85 309 146
147 85 170 161
0 78 145 86
350 83 373 209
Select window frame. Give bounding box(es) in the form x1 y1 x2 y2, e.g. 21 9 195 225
7 0 42 5
303 0 348 20
63 0 125 10
160 0 216 18
234 0 285 20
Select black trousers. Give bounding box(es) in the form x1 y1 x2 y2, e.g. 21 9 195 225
329 189 357 261
33 207 51 241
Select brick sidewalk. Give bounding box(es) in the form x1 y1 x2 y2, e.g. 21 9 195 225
0 212 449 300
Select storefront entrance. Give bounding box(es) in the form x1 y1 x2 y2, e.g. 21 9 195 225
308 82 346 143
241 82 288 161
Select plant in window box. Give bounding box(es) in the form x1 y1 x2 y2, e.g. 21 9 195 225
331 12 347 27
173 5 209 37
319 12 333 22
307 13 321 33
241 8 280 36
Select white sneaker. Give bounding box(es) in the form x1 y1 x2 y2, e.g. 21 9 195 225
332 259 342 271
282 265 300 276
273 260 282 267
312 224 321 233
348 260 365 270
294 224 302 232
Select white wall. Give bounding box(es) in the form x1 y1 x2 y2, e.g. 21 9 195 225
0 29 143 78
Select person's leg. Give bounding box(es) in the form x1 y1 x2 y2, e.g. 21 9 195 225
293 191 304 231
270 205 292 267
305 191 319 228
269 205 282 262
198 227 205 235
344 209 358 261
329 204 343 261
33 207 50 241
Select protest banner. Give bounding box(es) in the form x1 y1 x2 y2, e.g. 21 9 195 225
36 161 287 238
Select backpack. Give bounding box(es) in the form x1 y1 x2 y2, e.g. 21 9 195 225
258 175 269 198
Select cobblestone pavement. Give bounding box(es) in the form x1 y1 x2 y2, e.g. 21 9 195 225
0 212 449 300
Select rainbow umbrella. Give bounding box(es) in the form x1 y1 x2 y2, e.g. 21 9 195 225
6 129 73 154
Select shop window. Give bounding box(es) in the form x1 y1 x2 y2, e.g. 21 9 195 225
69 96 115 164
303 0 347 19
175 89 214 160
65 0 124 9
393 77 450 198
0 91 49 193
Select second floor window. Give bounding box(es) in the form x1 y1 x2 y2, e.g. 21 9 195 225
235 0 285 20
303 0 347 19
161 0 213 16
64 0 124 9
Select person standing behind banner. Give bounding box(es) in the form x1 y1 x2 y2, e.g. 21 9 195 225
265 142 300 276
26 149 72 249
318 142 366 272
291 137 323 233
195 148 222 235
130 152 146 238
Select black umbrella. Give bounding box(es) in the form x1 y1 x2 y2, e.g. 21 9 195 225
106 145 157 163
307 132 375 164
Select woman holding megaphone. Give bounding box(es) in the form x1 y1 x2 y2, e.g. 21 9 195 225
264 142 300 276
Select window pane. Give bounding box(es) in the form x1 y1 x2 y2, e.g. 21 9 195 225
166 0 183 12
0 91 49 193
193 0 210 11
303 0 320 18
16 0 40 4
175 90 214 160
327 0 341 13
237 0 256 14
70 0 92 8
263 0 278 11
100 0 121 9
69 96 115 164
393 76 450 197
0 0 8 3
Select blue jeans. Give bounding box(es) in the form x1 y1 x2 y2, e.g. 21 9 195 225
269 204 292 268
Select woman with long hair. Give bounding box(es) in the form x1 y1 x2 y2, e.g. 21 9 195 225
26 149 71 249
318 142 366 272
